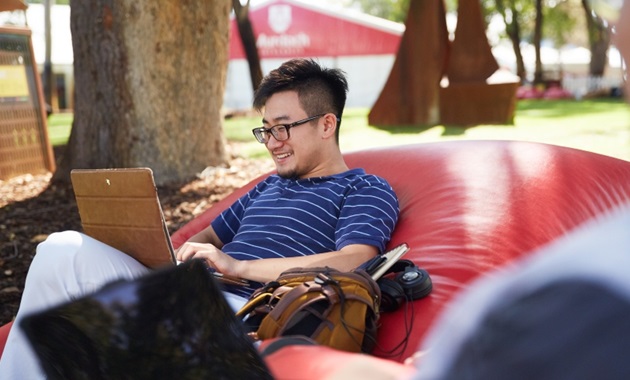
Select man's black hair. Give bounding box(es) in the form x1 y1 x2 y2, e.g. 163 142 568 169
253 59 348 139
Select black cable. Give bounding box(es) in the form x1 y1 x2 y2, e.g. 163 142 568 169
370 295 416 360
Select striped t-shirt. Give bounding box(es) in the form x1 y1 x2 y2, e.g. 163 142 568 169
211 168 399 297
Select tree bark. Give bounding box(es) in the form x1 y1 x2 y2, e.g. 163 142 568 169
54 0 231 185
43 0 55 112
232 0 263 92
581 0 610 77
533 0 544 85
496 0 526 81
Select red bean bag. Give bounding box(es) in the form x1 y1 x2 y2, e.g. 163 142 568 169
0 322 11 357
3 140 630 378
171 140 630 377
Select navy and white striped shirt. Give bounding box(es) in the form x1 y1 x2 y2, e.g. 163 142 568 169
211 168 399 297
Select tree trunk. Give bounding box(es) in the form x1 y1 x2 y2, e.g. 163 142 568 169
589 35 610 76
581 0 610 77
496 0 526 81
232 0 263 92
54 0 231 185
533 0 544 85
43 0 55 112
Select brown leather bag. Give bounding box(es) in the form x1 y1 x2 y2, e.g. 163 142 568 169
236 267 381 353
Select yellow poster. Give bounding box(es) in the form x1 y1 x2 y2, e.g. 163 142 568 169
0 65 29 98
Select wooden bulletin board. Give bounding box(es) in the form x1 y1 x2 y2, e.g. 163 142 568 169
0 26 55 180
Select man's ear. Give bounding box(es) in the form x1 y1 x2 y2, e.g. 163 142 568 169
321 113 337 139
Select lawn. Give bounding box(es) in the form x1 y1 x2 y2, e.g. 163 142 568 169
47 112 74 146
49 98 630 162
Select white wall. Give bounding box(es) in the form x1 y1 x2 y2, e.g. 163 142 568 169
224 54 396 110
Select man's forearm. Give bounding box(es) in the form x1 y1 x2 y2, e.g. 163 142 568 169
236 244 377 283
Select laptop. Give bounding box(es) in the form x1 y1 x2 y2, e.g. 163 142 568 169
20 259 273 379
70 168 249 286
71 168 175 269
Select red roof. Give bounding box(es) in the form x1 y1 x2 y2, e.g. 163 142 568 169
229 0 403 59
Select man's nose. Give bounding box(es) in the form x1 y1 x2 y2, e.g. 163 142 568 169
265 134 284 149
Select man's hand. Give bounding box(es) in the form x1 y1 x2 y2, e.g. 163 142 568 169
175 242 243 278
175 239 378 284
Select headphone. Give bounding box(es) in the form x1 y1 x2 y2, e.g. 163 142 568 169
377 259 433 313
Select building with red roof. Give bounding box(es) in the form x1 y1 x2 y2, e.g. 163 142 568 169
226 0 403 109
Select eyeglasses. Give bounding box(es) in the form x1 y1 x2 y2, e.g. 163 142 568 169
252 114 326 144
588 0 623 23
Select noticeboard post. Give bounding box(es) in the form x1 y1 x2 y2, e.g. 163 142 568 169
0 25 56 180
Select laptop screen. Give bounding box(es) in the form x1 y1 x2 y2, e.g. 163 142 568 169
20 259 272 379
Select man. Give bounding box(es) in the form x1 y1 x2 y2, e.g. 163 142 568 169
177 59 399 298
0 59 399 378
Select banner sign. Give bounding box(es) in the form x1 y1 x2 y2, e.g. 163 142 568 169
230 0 402 59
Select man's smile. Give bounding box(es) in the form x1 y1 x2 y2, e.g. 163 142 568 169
275 152 293 160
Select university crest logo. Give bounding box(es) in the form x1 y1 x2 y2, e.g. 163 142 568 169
268 4 292 34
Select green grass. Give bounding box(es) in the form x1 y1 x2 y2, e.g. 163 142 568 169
48 99 630 161
47 112 73 146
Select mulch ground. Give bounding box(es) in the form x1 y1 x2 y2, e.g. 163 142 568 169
0 145 273 326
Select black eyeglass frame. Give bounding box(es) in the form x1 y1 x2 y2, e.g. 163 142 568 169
252 113 329 144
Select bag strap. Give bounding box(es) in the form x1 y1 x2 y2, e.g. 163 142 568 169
236 268 380 319
267 281 336 321
236 291 272 318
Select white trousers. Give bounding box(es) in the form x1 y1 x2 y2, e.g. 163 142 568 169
0 231 247 379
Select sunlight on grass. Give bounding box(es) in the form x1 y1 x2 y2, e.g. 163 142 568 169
47 99 630 162
220 99 630 161
47 113 73 146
